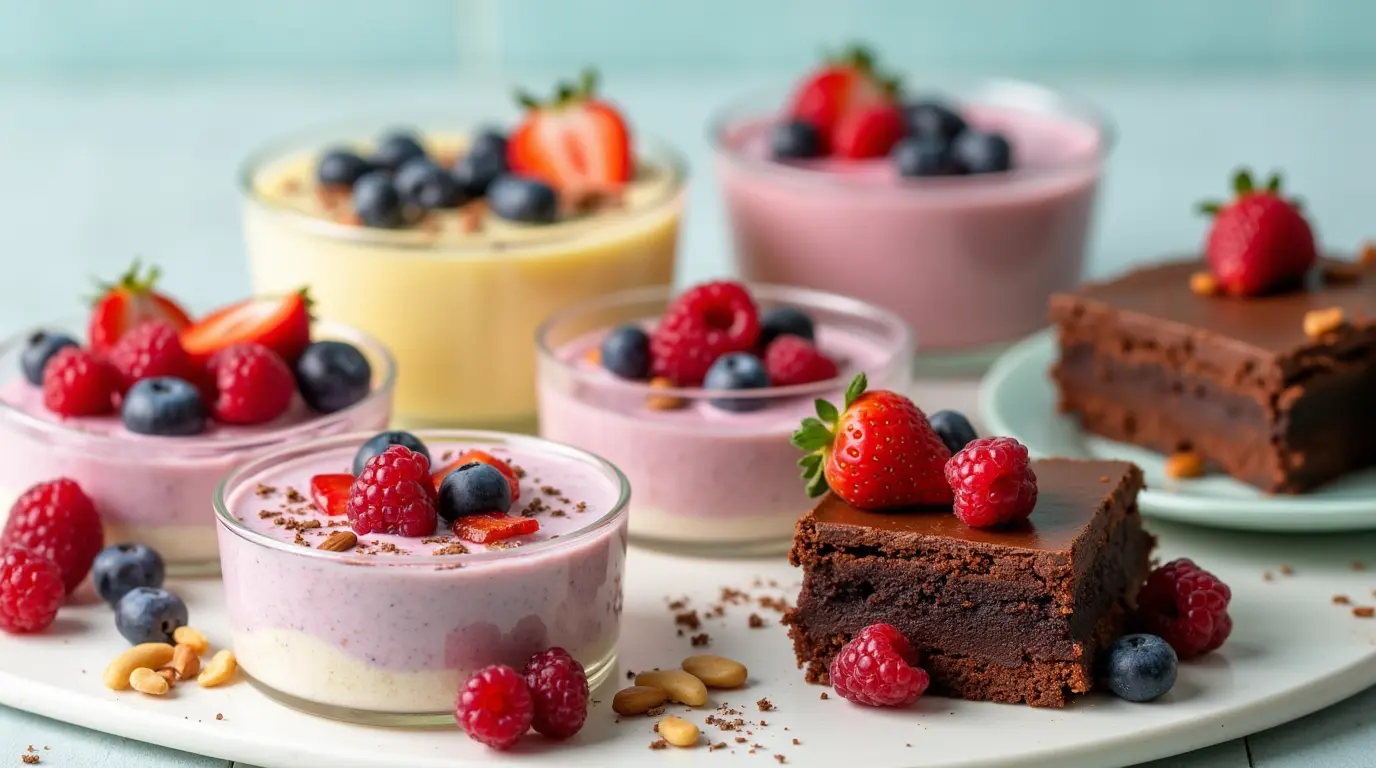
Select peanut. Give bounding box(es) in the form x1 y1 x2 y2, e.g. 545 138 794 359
173 626 209 655
635 669 708 706
1188 271 1218 297
657 716 700 748
198 650 237 688
104 643 176 691
646 378 686 411
170 644 201 679
1165 451 1206 480
1304 307 1346 340
681 655 748 689
612 685 669 716
129 667 170 696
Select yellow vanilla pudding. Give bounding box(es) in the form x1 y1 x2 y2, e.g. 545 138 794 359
242 77 685 431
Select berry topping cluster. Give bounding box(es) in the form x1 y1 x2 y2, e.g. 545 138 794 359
773 44 1013 177
20 262 374 436
312 431 538 544
456 646 590 749
1198 169 1318 297
595 281 840 411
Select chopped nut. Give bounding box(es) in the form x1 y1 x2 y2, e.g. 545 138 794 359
1164 451 1205 480
156 668 178 685
318 530 359 552
170 643 201 679
1303 307 1346 340
129 667 170 696
1334 594 1352 605
173 626 210 655
1355 606 1375 618
647 377 686 411
1189 271 1219 296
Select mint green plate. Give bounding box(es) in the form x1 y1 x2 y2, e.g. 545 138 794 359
981 330 1376 532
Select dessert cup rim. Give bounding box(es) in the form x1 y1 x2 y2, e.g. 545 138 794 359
535 282 914 402
237 118 688 255
213 428 631 566
0 317 397 453
707 76 1115 191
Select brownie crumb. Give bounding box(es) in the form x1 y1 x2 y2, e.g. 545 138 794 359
1281 565 1294 576
255 483 278 498
646 706 665 717
575 501 588 513
1263 571 1274 581
649 739 668 750
747 613 768 629
792 738 801 745
281 517 322 532
1334 594 1352 605
433 542 469 556
735 737 747 744
441 449 454 462
215 713 224 721
756 697 774 712
1355 607 1375 618
709 742 727 751
626 670 636 680
541 485 562 497
775 755 787 764
758 595 790 613
691 633 711 647
819 692 829 700
421 536 451 545
258 510 281 519
675 610 701 630
285 487 307 504
1353 561 1366 571
667 598 688 610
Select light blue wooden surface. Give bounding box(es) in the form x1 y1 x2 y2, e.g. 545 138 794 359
0 71 1374 766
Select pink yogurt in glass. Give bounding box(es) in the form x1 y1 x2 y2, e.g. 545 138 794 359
0 319 393 573
537 284 911 555
214 429 629 723
713 80 1111 370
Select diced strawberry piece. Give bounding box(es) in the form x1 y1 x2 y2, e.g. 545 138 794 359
88 261 193 354
310 474 353 516
431 450 521 501
181 289 312 368
452 513 540 545
507 69 633 193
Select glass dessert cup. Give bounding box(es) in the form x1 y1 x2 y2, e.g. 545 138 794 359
214 429 630 726
711 78 1113 375
240 122 687 433
0 320 393 576
537 283 912 556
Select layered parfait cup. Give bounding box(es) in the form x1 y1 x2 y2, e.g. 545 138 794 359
537 284 912 555
214 429 630 726
712 78 1113 373
0 320 393 574
241 121 687 432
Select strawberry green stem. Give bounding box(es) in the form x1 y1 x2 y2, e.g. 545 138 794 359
791 373 869 498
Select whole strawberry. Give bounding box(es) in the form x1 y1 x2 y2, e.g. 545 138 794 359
1 478 104 594
88 260 193 354
1198 169 1317 296
792 373 952 509
787 44 902 156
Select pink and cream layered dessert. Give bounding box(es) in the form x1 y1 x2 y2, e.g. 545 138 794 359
712 47 1110 370
215 430 628 722
538 282 911 554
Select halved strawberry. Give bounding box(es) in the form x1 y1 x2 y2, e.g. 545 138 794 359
508 69 633 193
431 450 521 501
310 474 353 516
831 103 905 160
452 512 540 545
181 289 312 367
787 45 902 155
88 261 193 354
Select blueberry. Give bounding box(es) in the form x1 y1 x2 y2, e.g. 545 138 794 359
928 410 979 454
353 430 430 475
1104 634 1178 702
770 120 823 160
892 137 964 178
316 148 373 187
599 326 651 380
372 130 427 172
352 170 407 228
904 100 967 144
20 331 77 385
953 131 1013 174
92 543 165 607
438 462 513 523
395 158 463 209
488 175 558 224
469 129 508 161
704 353 772 412
121 377 206 437
114 587 187 645
295 341 372 414
452 150 508 198
759 306 815 350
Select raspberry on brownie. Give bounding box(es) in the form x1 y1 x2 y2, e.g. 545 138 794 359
784 458 1153 707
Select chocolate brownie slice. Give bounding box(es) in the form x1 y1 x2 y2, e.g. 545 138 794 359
784 459 1151 707
1051 258 1376 493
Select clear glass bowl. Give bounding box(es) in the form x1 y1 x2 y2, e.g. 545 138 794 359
0 320 394 574
537 283 912 555
710 78 1114 374
214 429 630 726
240 122 688 432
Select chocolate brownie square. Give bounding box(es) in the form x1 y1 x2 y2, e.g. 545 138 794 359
784 459 1151 707
1050 258 1376 492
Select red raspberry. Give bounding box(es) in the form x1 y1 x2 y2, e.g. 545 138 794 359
42 347 117 417
456 664 534 750
650 281 760 385
1 479 103 594
1134 558 1233 659
944 436 1039 528
346 445 438 537
764 334 839 386
523 647 589 739
207 342 295 425
0 547 65 634
107 321 192 391
828 623 929 707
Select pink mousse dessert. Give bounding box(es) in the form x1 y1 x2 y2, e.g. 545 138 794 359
0 268 393 573
215 429 628 722
538 281 910 554
713 46 1111 369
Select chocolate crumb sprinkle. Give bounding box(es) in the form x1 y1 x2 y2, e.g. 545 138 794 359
649 739 668 750
285 487 306 504
757 697 774 712
691 633 711 647
748 613 767 629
